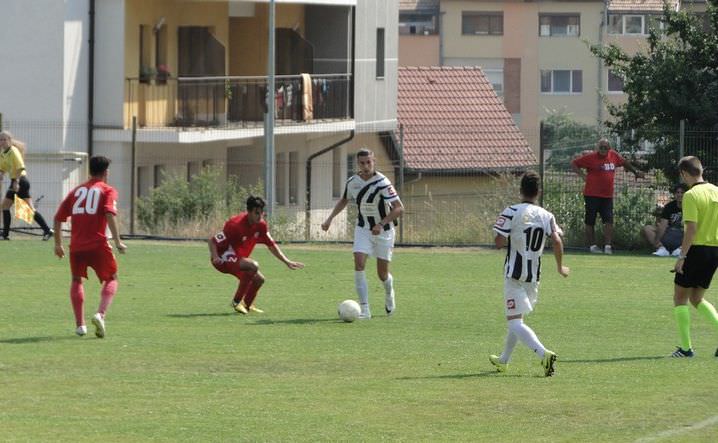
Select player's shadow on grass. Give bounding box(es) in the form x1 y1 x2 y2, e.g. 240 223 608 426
0 336 77 345
248 318 341 325
397 372 536 380
166 312 236 319
560 356 664 364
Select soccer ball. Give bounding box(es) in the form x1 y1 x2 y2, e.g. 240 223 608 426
338 299 361 322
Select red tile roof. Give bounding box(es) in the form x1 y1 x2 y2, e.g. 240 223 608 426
397 66 535 172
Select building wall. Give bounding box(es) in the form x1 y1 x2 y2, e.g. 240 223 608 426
440 0 605 155
398 35 440 67
354 0 398 133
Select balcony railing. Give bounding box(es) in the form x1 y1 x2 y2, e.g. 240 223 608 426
124 74 352 129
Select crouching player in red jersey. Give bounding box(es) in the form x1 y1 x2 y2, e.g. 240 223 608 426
53 156 127 338
209 196 304 314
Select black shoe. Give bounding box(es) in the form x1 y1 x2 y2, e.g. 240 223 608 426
671 347 694 358
714 347 718 357
42 229 54 241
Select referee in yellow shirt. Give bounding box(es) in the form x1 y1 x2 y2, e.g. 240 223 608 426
671 156 718 358
0 130 53 240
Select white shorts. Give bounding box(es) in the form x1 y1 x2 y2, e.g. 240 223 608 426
503 278 540 316
352 226 395 261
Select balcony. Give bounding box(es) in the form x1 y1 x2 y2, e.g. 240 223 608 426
124 73 352 130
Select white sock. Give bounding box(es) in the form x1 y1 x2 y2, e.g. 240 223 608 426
508 318 546 358
382 273 393 296
499 330 518 364
355 271 369 311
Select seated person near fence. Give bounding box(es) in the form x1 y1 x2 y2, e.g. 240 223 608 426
641 183 687 256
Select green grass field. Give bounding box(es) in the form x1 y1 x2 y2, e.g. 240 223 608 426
1 240 717 442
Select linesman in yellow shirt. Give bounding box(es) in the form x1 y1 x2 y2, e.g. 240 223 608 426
671 156 718 358
0 130 54 240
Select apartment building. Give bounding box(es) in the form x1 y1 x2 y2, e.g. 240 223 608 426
401 0 708 155
0 0 398 238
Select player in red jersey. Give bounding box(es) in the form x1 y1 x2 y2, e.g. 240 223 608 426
53 156 127 338
209 196 304 314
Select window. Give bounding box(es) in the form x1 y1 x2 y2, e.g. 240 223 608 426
624 15 644 35
153 165 166 187
483 69 504 97
608 70 624 93
608 14 656 35
399 12 438 35
332 149 342 198
607 14 622 34
540 70 582 94
187 161 201 181
539 14 580 37
289 151 299 205
139 25 152 83
376 28 385 79
462 12 503 35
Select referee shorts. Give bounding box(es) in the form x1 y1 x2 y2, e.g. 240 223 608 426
674 245 718 289
4 176 31 200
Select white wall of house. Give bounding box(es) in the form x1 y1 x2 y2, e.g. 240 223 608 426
354 0 398 133
95 0 126 127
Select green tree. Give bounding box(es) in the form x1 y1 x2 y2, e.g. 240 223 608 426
589 1 718 181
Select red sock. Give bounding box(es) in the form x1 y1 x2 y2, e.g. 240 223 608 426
233 272 255 304
243 279 263 307
98 280 118 316
70 281 85 327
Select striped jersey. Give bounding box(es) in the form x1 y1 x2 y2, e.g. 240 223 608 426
343 172 401 231
493 203 561 283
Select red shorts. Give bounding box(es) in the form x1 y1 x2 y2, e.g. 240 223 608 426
212 254 250 280
70 245 118 282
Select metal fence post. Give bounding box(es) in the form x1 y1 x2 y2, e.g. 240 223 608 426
679 119 685 159
539 121 545 207
0 112 3 131
398 124 404 244
130 116 137 235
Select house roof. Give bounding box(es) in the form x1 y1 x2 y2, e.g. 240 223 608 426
608 0 679 12
397 66 535 172
399 0 439 12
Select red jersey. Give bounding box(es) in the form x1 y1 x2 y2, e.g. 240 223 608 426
54 178 118 252
572 150 626 198
212 212 276 259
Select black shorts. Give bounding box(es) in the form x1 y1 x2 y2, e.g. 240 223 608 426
4 176 31 200
584 196 613 225
674 245 718 289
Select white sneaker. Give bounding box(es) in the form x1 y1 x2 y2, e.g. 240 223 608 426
92 313 106 338
75 325 87 336
671 247 682 257
385 290 395 316
589 245 602 254
653 246 670 257
604 245 613 255
358 304 372 320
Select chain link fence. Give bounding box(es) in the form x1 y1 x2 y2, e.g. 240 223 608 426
1 117 716 248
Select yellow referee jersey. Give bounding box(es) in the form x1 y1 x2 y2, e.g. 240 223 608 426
682 182 718 246
0 146 26 179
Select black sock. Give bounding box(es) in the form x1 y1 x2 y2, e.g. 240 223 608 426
33 211 51 234
2 209 10 237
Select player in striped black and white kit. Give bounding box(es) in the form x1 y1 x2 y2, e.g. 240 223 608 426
489 172 569 376
321 148 404 319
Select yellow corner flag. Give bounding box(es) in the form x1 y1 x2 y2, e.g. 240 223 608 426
14 194 35 224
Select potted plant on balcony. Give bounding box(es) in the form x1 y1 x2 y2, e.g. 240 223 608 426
140 65 156 84
156 64 171 85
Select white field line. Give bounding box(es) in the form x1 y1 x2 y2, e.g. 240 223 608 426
634 415 718 443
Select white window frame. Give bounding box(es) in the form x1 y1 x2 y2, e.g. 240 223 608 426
483 68 504 97
623 14 645 35
540 69 582 95
539 14 580 37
